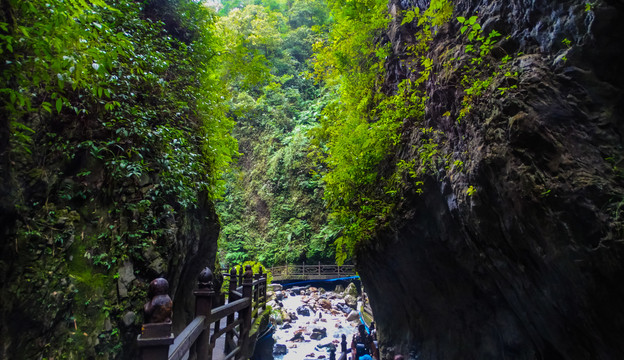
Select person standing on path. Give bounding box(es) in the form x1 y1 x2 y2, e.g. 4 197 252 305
351 324 377 360
337 333 348 360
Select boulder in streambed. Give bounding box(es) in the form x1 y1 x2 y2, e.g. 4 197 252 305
346 310 359 322
297 305 311 316
319 299 332 309
270 283 283 291
344 283 358 298
290 331 305 342
335 303 351 314
273 344 288 355
310 326 327 340
343 295 357 308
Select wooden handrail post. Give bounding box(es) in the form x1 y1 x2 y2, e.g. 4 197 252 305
318 261 321 276
238 265 244 287
194 268 215 360
258 267 265 311
137 278 174 360
225 267 238 354
253 270 260 307
239 265 253 349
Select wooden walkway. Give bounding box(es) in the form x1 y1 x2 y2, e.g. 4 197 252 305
137 266 268 360
270 264 357 281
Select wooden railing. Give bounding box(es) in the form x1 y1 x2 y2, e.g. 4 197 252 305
270 263 357 281
137 265 267 360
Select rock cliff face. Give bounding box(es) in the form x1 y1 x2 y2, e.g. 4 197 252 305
0 130 219 359
358 0 624 359
0 127 219 359
0 106 219 359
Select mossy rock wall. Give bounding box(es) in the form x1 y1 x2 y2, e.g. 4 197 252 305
356 0 624 359
0 117 220 358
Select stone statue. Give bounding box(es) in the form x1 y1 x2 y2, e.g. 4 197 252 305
144 278 173 323
244 264 253 279
198 267 214 289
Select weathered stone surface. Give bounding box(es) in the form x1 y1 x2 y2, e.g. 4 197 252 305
297 305 311 316
273 344 288 355
310 326 327 340
117 261 136 298
343 295 357 308
359 0 624 359
270 283 283 291
122 311 136 327
318 298 332 310
346 310 359 322
344 283 358 298
290 331 305 342
336 303 352 314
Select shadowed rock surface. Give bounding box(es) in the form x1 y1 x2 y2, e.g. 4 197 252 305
357 0 624 359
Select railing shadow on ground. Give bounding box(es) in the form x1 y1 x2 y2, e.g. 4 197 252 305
137 265 267 360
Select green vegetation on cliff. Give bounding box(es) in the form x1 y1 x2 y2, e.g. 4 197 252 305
0 0 528 356
311 0 453 262
0 0 232 357
214 0 341 267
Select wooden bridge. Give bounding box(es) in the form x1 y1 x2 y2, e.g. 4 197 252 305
270 263 357 281
137 265 268 360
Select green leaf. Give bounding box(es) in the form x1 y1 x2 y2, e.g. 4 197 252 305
56 98 62 113
41 101 52 113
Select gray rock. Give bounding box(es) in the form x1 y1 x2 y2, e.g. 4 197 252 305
270 283 283 291
346 310 359 322
310 327 327 340
117 261 135 298
273 344 288 355
123 311 136 327
344 294 357 308
148 257 165 274
289 332 305 342
104 318 113 331
336 303 352 314
297 305 311 316
344 283 358 298
270 310 283 325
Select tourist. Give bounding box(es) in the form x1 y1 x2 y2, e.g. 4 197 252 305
341 333 348 353
369 321 378 359
338 333 348 360
370 321 377 341
351 324 377 360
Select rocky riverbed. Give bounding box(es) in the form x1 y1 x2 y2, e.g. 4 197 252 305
264 283 362 360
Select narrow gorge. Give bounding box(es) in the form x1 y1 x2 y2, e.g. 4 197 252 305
1 0 623 359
